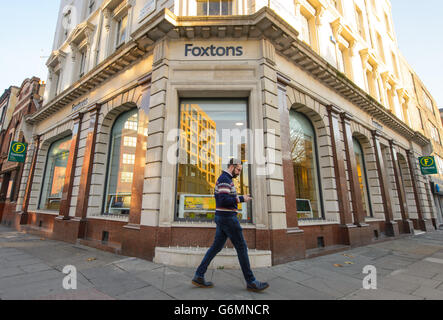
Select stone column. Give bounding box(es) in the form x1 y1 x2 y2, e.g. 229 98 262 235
278 84 301 231
122 81 151 258
18 135 40 225
74 104 101 238
57 113 83 220
128 85 150 228
371 131 399 237
340 112 372 245
389 141 414 234
327 105 358 245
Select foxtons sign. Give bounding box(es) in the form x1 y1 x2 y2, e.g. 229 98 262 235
8 141 28 163
419 156 438 175
185 44 244 57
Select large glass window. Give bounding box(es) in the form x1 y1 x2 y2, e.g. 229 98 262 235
289 111 323 220
176 99 250 222
197 0 233 16
104 109 148 217
39 136 72 211
353 137 372 217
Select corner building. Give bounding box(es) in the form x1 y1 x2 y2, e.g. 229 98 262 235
8 0 440 267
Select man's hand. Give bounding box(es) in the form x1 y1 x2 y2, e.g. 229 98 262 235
243 195 253 202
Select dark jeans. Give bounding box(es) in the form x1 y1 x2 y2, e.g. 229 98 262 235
195 213 256 284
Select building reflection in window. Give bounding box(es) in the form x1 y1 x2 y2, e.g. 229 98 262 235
104 108 148 217
289 110 323 220
353 137 372 217
39 135 72 211
176 99 250 222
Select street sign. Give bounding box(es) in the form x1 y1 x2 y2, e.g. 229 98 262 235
419 156 438 175
8 141 28 163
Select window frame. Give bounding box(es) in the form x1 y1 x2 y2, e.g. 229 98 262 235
38 135 72 212
353 137 373 218
174 98 252 224
102 108 140 217
289 110 325 221
115 14 128 49
196 0 234 16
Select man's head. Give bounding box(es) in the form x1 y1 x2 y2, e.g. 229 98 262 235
227 158 243 178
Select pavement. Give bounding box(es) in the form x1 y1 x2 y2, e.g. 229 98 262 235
0 225 442 300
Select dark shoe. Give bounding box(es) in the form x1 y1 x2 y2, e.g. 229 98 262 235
247 280 269 292
192 276 214 288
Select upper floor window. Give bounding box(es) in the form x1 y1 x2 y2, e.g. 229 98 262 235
79 50 87 78
332 0 343 15
88 0 96 15
62 9 72 44
376 33 385 63
355 6 366 40
384 12 392 34
197 0 233 16
54 71 61 97
429 122 441 145
423 90 434 112
116 14 128 49
300 13 312 46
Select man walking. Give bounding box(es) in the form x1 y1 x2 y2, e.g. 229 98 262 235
192 159 270 292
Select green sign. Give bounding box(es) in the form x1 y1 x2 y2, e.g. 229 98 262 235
419 156 438 175
8 141 28 163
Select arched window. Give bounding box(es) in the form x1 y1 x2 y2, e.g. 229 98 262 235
39 135 72 211
289 110 323 220
104 108 146 217
353 137 373 217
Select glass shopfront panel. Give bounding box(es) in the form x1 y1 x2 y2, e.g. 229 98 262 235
289 110 323 220
176 99 251 222
104 108 148 217
39 136 72 211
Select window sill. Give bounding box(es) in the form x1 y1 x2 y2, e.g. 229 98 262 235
365 217 385 222
34 210 60 216
298 220 340 226
88 215 129 222
171 221 256 229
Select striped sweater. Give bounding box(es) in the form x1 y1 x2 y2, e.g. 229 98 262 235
215 170 245 213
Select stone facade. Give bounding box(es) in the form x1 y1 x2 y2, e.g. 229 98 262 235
1 0 441 267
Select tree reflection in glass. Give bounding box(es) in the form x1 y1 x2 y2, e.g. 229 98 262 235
289 111 322 220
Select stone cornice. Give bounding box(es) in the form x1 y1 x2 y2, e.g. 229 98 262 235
46 50 67 69
68 21 95 47
29 42 146 125
31 7 430 148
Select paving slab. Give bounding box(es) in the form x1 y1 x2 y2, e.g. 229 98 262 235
0 224 442 300
411 286 443 299
343 288 423 300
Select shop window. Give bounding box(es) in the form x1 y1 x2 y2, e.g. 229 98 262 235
289 111 323 220
197 0 233 16
39 136 72 211
104 109 148 217
353 137 373 217
176 99 250 222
